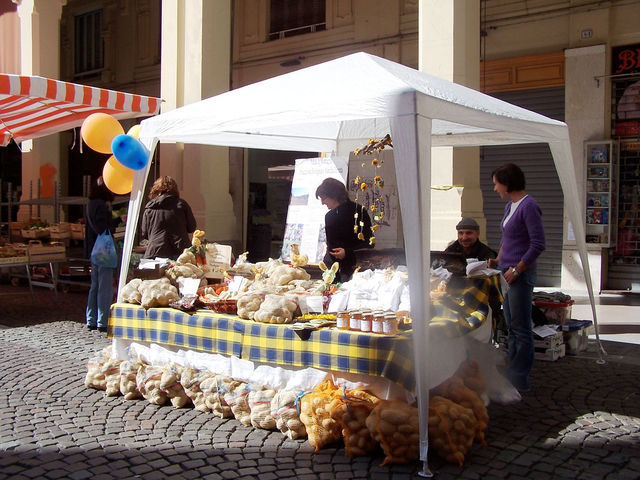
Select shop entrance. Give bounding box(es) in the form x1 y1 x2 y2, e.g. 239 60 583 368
247 149 317 262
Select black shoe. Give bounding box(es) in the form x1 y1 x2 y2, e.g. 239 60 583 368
97 326 108 333
87 325 97 331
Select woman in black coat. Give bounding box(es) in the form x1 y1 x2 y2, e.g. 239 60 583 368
141 176 197 260
315 177 373 283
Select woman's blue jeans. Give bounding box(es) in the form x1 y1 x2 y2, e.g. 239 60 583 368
502 268 536 391
86 264 115 328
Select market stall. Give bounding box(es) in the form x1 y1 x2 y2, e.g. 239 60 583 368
115 52 601 472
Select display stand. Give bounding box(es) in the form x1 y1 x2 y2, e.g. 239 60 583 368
0 258 64 301
584 140 618 246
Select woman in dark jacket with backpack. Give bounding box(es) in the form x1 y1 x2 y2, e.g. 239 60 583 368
141 176 197 260
85 177 121 332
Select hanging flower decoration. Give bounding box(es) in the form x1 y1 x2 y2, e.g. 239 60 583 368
352 134 393 245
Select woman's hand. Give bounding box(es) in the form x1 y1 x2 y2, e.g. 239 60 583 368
488 258 499 269
329 247 346 260
505 266 520 284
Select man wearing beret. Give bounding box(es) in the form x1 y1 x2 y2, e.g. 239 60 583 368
444 217 497 260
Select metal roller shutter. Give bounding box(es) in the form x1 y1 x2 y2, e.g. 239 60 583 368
480 87 565 287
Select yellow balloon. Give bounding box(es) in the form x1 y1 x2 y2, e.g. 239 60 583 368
81 113 124 153
102 156 134 195
127 124 141 139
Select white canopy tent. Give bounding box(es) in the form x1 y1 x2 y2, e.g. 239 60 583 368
123 52 602 471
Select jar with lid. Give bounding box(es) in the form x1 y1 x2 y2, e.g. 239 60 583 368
382 314 399 335
360 312 373 333
336 311 350 330
349 311 362 331
372 313 385 334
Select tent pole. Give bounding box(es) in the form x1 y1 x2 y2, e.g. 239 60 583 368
548 141 606 362
117 137 157 300
391 104 433 471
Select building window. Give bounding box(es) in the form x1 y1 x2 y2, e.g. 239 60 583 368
269 0 325 41
74 9 104 79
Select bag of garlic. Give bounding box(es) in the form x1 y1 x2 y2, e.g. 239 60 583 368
180 367 214 412
428 395 477 467
270 390 307 440
119 360 143 400
85 346 112 390
202 375 238 418
329 389 380 457
102 358 123 396
430 375 488 445
365 399 420 465
299 379 342 451
248 388 277 430
159 364 192 408
136 364 168 405
253 293 298 324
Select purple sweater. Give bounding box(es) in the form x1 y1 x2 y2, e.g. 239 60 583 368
498 195 546 270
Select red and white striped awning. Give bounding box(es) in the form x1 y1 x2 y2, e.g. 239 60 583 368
0 73 161 146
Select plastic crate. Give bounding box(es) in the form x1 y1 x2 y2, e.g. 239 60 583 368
560 320 593 355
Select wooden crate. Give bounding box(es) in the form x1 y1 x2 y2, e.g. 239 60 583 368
21 228 50 239
27 241 66 262
70 223 85 239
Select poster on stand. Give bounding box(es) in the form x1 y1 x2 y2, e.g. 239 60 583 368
282 157 348 262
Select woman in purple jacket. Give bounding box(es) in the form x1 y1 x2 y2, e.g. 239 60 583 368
488 163 545 392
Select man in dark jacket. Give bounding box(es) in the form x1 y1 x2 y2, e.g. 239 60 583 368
444 217 497 260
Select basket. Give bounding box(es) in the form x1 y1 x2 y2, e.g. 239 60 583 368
200 299 237 315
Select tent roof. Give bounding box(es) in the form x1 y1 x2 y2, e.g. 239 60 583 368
0 73 161 146
140 52 568 152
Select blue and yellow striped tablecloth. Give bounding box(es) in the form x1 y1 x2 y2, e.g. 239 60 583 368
109 303 415 392
430 274 503 338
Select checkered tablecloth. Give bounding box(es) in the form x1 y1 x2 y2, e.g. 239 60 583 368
429 274 503 338
109 303 415 392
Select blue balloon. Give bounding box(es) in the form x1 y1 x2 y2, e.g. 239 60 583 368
111 134 149 170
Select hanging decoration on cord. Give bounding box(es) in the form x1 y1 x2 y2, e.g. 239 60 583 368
352 134 393 246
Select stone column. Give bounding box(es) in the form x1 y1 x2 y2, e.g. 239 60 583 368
418 0 485 248
160 0 237 246
15 0 67 222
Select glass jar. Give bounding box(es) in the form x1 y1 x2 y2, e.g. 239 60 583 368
336 311 350 330
382 314 399 335
372 313 385 334
360 313 373 333
349 311 362 331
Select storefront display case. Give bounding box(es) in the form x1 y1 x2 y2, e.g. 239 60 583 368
584 140 618 247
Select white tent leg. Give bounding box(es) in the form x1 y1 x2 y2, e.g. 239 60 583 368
117 138 157 300
548 140 606 361
390 106 432 464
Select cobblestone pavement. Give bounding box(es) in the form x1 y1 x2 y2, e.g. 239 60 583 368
0 283 639 479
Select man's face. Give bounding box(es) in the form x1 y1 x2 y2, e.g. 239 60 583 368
457 228 479 251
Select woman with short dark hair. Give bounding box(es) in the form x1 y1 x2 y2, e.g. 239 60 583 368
488 163 546 392
315 177 373 282
141 176 197 259
85 177 120 333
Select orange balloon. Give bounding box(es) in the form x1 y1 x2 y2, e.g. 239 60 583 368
81 113 124 153
102 156 134 195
